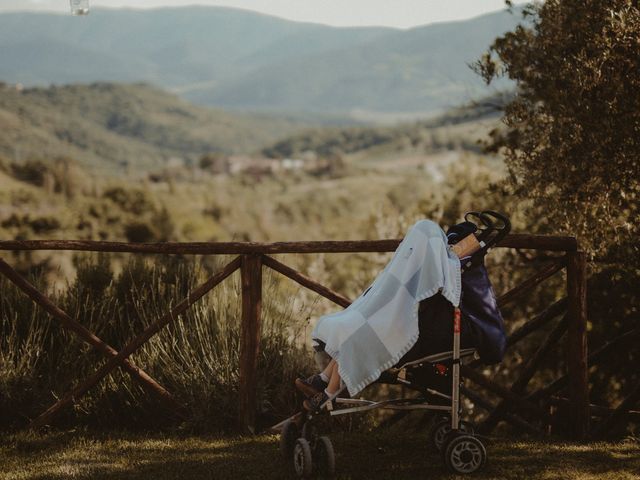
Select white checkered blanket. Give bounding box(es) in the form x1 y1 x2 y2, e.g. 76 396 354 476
311 220 461 396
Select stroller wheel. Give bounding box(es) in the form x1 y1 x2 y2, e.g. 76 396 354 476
293 438 314 478
442 434 487 474
314 436 336 477
429 418 475 452
280 420 300 460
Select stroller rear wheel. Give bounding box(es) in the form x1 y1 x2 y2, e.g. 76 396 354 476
314 436 336 477
429 418 475 451
442 434 487 474
293 438 314 478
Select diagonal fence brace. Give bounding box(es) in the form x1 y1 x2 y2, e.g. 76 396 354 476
479 315 569 434
0 257 184 414
29 256 242 429
262 254 352 308
461 386 543 435
528 327 640 403
497 259 566 308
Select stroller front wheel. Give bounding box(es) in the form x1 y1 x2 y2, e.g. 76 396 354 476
442 434 487 474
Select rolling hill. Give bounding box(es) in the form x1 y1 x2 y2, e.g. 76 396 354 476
0 6 520 116
0 82 329 172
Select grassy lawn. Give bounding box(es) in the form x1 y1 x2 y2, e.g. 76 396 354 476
1 431 638 480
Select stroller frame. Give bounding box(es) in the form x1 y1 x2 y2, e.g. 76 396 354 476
326 345 477 418
277 311 483 477
277 211 510 477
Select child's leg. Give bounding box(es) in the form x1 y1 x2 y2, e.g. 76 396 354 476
320 359 335 381
326 361 342 395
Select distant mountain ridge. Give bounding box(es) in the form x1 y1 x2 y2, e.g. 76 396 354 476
0 6 518 115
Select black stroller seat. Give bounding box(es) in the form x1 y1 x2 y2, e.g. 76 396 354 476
374 254 506 408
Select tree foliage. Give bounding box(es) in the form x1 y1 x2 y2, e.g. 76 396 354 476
477 1 640 413
477 0 640 264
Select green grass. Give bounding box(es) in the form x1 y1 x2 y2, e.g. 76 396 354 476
1 431 638 479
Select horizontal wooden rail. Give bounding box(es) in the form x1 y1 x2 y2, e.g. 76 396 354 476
0 234 577 255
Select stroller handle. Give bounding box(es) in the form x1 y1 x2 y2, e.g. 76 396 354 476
481 210 511 245
460 210 511 268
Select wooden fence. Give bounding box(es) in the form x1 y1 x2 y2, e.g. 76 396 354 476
0 233 617 439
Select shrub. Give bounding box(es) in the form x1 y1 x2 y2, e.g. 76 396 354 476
103 187 155 216
1 214 24 229
50 157 87 199
151 207 175 242
199 153 229 174
73 253 113 299
28 216 61 234
0 154 9 173
124 221 155 243
10 160 49 186
0 214 61 234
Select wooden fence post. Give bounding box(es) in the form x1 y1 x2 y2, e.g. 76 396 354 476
238 253 263 433
566 251 590 439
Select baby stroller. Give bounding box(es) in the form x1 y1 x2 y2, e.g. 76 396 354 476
275 211 511 477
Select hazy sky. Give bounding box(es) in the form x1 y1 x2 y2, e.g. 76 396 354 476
2 0 529 28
